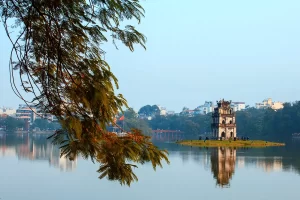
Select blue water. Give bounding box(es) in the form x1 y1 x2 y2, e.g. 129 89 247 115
0 134 299 200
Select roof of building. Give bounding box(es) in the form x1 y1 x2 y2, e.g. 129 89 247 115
17 116 31 119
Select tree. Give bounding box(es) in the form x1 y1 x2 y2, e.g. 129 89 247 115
138 105 153 116
121 108 152 136
1 0 169 185
138 105 160 117
5 117 25 131
124 108 137 119
32 119 49 130
151 105 160 116
32 118 61 130
0 117 5 128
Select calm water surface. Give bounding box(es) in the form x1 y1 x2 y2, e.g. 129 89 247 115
1 134 300 200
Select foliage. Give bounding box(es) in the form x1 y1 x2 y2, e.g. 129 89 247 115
138 105 160 117
236 108 265 137
32 119 61 130
2 117 25 131
147 101 300 140
148 114 211 139
124 108 137 119
32 119 49 130
97 129 169 185
1 0 168 185
236 101 300 139
122 108 152 136
0 117 5 128
178 140 285 147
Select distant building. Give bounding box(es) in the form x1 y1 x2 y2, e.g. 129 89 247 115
197 101 214 115
159 107 167 116
155 105 168 116
231 102 245 112
16 105 37 124
255 98 283 110
271 102 284 110
16 104 57 123
35 109 56 122
211 99 236 139
0 107 16 116
193 108 201 115
180 107 195 117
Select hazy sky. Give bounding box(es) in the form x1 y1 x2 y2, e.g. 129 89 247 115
1 0 300 112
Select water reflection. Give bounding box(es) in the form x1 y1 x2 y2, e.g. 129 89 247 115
210 148 287 187
237 156 283 172
211 147 236 187
1 135 300 189
0 133 76 171
156 141 300 188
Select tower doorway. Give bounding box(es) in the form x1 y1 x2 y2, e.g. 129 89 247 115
221 132 225 137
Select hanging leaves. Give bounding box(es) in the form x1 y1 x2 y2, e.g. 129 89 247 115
1 0 169 185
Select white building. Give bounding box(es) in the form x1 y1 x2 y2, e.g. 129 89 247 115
0 107 16 116
197 101 214 115
255 98 284 110
35 109 56 122
159 107 167 116
271 102 284 110
231 102 246 112
155 105 167 116
16 104 37 123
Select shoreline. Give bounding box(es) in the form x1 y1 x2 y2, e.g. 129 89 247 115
0 130 55 135
177 140 285 147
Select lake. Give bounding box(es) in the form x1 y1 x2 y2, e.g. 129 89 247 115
0 134 300 200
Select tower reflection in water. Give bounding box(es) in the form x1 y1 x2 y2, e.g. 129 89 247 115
210 147 236 187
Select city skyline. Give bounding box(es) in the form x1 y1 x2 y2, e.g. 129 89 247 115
0 97 285 113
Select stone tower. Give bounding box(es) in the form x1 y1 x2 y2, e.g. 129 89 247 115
211 99 236 139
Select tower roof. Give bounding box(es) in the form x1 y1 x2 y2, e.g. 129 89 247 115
217 99 231 108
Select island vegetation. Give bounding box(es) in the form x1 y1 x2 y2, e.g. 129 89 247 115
177 140 285 147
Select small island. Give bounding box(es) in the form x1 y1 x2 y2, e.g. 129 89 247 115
178 99 285 147
177 140 285 147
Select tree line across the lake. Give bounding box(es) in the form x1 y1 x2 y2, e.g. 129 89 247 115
118 101 300 140
2 101 300 140
0 117 61 132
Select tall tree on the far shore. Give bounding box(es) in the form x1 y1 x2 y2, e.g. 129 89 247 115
138 105 160 117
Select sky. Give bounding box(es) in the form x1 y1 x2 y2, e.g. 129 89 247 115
1 0 300 112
